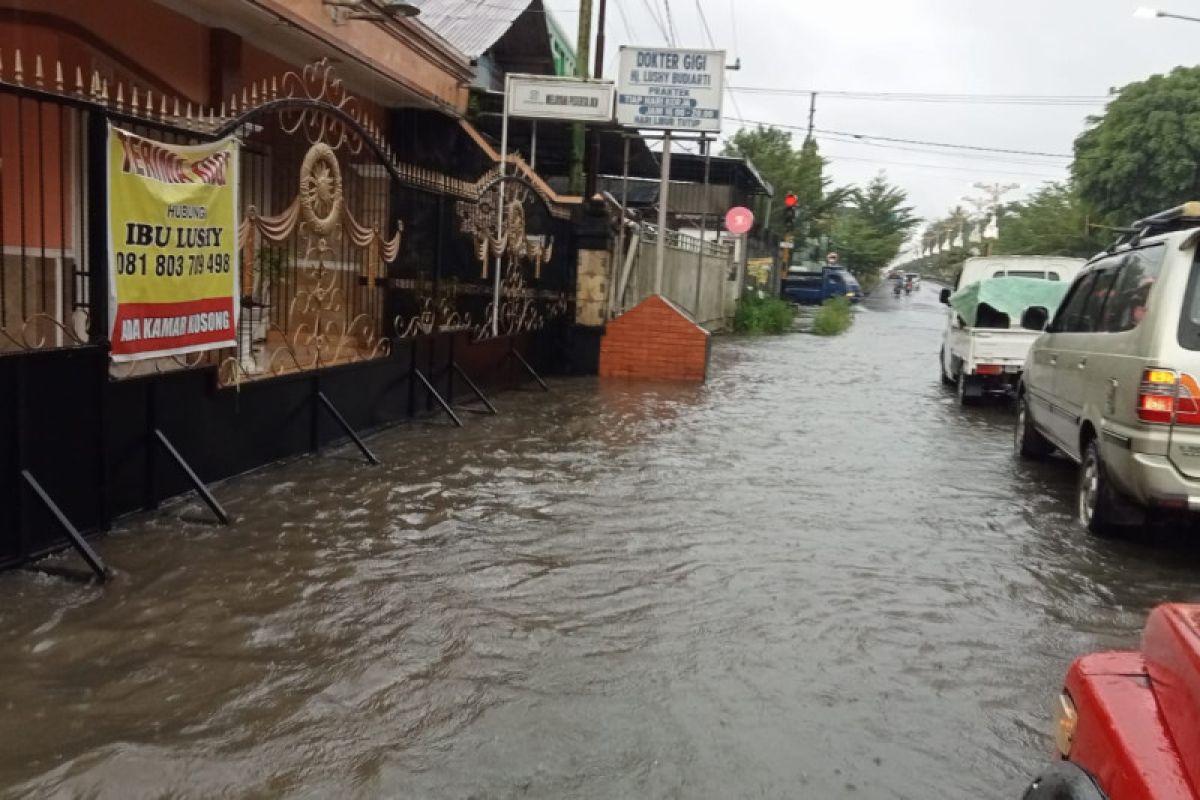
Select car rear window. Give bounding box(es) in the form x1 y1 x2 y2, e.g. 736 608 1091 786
1177 248 1200 350
992 270 1059 280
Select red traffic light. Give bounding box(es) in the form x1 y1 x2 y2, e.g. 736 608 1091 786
784 192 798 208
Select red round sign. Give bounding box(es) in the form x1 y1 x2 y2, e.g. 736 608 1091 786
724 206 754 235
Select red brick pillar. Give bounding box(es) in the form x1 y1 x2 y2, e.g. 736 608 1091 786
598 294 710 382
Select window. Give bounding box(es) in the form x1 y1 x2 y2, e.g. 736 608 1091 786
991 269 1061 281
1079 267 1119 331
1052 272 1096 333
1178 249 1200 350
1103 246 1165 334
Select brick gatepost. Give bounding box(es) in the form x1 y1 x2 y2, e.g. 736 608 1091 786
598 294 711 382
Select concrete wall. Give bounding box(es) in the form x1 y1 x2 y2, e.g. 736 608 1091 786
575 249 609 326
617 226 735 331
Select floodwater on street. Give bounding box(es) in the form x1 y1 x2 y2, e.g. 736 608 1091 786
4 287 1200 799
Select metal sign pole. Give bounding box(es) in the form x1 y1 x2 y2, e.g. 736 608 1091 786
655 130 672 295
531 120 538 171
611 136 631 318
694 135 711 315
494 73 511 338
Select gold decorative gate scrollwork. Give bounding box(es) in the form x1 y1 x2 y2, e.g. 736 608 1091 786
224 133 402 385
456 177 562 340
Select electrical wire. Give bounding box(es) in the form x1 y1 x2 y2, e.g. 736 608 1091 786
660 0 678 45
726 86 1108 107
818 150 1063 181
694 0 717 47
728 0 741 60
727 116 1074 160
637 0 671 43
613 0 635 42
812 133 1072 167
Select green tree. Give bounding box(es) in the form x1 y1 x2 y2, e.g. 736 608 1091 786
723 125 801 232
1073 66 1200 223
829 174 921 286
855 173 920 237
722 125 849 242
994 183 1106 258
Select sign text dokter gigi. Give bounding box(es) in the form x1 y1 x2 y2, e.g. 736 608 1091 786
616 47 725 132
107 127 239 362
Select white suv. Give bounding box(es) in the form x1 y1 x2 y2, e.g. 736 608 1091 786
1016 203 1200 534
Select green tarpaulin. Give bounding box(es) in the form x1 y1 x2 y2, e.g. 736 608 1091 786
949 276 1071 328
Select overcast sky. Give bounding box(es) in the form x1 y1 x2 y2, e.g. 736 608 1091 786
546 0 1200 247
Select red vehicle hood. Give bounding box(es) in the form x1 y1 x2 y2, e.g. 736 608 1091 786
1143 604 1200 792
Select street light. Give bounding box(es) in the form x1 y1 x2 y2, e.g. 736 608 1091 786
1133 6 1200 23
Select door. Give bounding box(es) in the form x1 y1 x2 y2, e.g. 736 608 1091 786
1054 266 1120 458
1031 271 1095 450
825 272 846 300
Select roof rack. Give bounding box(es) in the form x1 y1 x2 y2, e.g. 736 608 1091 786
1101 202 1200 254
1132 201 1200 235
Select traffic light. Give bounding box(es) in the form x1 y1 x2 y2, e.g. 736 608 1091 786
783 191 798 228
784 192 798 208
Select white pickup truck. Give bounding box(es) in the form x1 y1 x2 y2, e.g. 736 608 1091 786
939 256 1085 405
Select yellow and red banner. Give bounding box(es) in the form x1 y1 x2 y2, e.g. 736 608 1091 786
107 126 239 361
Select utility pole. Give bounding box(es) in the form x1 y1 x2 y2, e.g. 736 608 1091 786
594 0 606 76
583 0 607 200
569 0 593 195
807 92 817 140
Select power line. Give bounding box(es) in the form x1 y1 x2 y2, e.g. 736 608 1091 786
727 117 1074 159
613 0 635 41
637 0 670 42
694 0 717 47
688 0 742 127
818 150 1063 181
726 86 1108 107
815 125 1072 159
661 0 678 45
812 132 1073 167
728 0 741 58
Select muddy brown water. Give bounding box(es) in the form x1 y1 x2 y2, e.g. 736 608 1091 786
3 288 1200 799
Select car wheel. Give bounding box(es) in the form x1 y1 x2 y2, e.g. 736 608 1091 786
936 350 955 388
957 371 977 406
1015 398 1054 459
940 348 955 386
1079 438 1133 536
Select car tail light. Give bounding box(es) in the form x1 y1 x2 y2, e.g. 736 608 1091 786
1055 692 1078 757
976 364 1002 375
1137 369 1200 425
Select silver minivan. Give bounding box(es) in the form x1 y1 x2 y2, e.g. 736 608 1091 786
1016 203 1200 534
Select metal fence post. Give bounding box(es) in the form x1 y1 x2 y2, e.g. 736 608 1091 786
86 111 108 345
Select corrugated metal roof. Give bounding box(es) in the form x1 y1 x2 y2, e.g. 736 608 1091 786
416 0 539 59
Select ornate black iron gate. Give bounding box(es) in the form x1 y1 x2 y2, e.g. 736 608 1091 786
0 55 577 576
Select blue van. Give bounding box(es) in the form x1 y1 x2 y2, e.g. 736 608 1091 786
781 267 862 306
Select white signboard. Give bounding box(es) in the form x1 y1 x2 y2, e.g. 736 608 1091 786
616 47 725 132
506 75 615 123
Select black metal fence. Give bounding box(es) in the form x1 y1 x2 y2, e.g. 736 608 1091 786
0 90 91 352
0 57 579 574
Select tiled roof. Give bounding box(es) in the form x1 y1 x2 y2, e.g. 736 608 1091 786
416 0 539 59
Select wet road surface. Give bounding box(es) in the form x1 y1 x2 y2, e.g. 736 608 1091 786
4 287 1200 799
